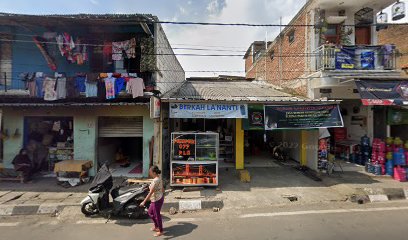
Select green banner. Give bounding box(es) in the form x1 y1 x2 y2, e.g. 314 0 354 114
243 105 264 130
387 108 408 125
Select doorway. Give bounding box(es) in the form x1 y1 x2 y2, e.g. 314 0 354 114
355 26 371 45
97 117 144 177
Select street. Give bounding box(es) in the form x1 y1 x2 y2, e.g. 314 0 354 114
2 201 408 240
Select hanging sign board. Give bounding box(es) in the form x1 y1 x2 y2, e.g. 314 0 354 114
355 80 408 106
335 47 355 70
150 96 161 119
170 103 248 119
243 105 265 130
264 104 344 130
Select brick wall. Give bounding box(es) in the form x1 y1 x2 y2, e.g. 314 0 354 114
378 25 408 76
244 9 309 96
154 23 185 94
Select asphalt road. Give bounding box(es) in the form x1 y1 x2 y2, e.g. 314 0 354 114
1 201 408 240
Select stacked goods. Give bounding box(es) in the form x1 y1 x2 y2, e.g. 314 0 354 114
393 137 407 181
371 138 386 175
360 135 371 166
385 137 394 176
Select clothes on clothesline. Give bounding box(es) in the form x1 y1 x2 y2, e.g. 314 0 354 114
18 72 148 100
112 38 136 61
56 33 88 65
126 77 145 98
104 76 116 100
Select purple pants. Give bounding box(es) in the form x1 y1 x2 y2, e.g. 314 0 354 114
148 196 164 232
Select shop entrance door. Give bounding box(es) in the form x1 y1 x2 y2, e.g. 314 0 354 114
355 26 371 45
97 117 143 177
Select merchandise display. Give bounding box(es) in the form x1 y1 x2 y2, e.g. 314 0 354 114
170 132 219 186
367 137 408 182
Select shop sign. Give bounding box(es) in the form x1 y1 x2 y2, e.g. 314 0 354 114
173 134 196 161
355 80 408 106
264 104 344 130
170 103 248 119
335 48 355 70
387 108 408 125
150 96 161 119
243 105 264 130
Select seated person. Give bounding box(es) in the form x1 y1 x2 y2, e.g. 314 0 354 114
115 148 130 168
11 149 33 183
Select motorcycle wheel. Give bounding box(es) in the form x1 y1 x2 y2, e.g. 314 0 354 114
81 202 99 216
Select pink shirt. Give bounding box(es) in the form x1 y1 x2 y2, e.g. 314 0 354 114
126 77 145 98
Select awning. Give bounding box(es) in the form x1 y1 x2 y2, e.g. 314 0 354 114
355 80 408 106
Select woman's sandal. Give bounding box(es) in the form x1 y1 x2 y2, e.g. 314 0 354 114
150 227 159 232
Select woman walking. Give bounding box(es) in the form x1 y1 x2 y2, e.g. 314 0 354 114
140 165 164 237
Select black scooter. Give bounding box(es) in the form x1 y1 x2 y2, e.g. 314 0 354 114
80 164 150 219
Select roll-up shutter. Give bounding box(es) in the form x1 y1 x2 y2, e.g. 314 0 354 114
98 117 143 137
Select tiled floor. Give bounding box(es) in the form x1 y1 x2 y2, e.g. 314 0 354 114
110 162 143 178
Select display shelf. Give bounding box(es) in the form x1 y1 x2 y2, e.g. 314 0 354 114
171 132 219 187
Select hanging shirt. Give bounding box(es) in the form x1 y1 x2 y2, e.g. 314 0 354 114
56 77 67 99
35 76 44 97
43 77 58 101
85 81 98 97
126 77 145 98
75 76 86 93
115 77 126 95
104 77 116 99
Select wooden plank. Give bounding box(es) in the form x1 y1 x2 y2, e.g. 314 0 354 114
127 179 153 184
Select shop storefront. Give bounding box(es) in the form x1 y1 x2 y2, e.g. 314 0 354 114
168 102 248 186
1 104 153 177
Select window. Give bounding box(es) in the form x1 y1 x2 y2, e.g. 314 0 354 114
269 50 275 60
0 34 12 88
288 30 295 44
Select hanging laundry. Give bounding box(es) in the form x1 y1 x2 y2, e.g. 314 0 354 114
56 77 67 99
104 74 116 99
43 77 58 101
85 81 98 97
103 42 112 58
115 77 126 95
52 121 61 132
97 79 106 99
126 77 145 98
56 33 87 65
75 75 87 94
66 77 77 98
112 38 136 61
140 37 157 72
35 72 45 98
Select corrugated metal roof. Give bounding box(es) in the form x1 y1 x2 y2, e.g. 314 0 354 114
0 102 148 107
0 12 158 24
161 80 311 102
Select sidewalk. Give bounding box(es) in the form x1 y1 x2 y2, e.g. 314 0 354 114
1 161 408 216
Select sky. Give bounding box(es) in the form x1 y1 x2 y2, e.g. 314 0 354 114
0 0 406 77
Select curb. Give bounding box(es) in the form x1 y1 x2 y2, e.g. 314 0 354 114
162 199 224 212
0 199 224 216
0 203 79 216
352 188 408 203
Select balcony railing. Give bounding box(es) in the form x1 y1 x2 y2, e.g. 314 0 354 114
313 44 397 71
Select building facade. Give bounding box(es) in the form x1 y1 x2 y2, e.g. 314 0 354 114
0 13 184 178
244 0 405 145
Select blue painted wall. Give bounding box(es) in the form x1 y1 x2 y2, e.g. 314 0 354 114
6 24 149 89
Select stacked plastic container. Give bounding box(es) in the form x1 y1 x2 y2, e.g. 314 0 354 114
360 135 371 166
393 137 406 182
370 138 386 176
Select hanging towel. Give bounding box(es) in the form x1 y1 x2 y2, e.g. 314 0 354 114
112 38 136 61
